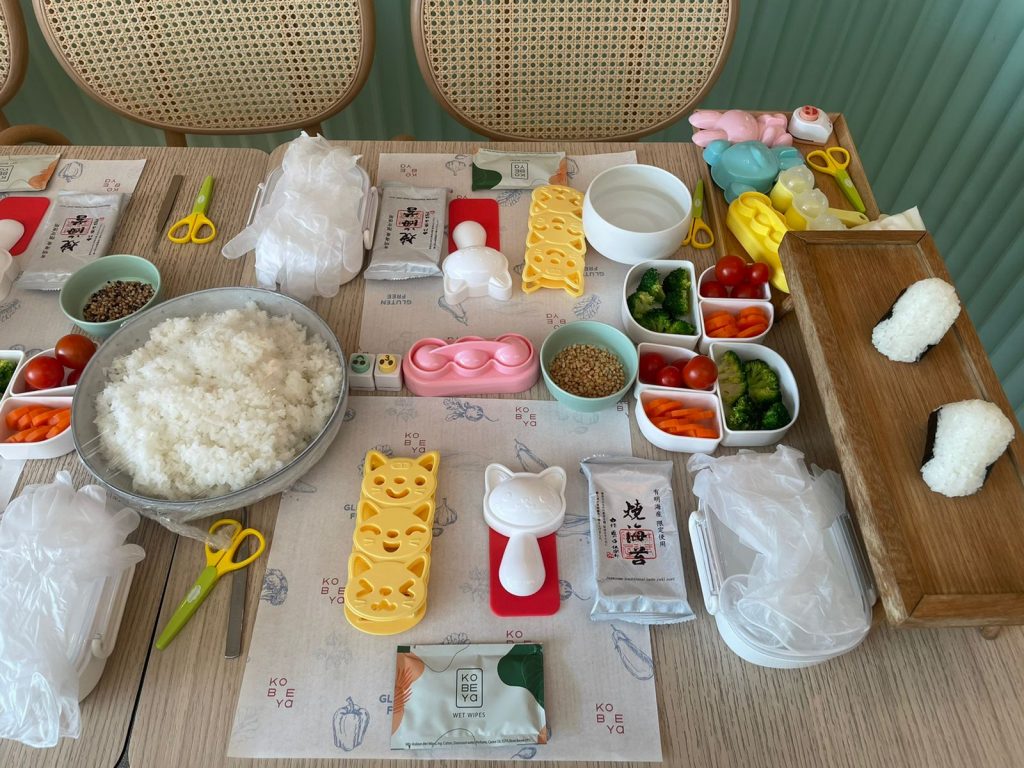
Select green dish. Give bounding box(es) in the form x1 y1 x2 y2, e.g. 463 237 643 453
540 321 638 413
59 255 162 339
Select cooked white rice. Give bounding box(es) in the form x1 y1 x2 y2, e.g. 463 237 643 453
95 303 342 499
921 399 1014 497
872 278 960 363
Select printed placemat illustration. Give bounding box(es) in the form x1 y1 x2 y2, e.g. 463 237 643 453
358 153 636 357
229 395 662 762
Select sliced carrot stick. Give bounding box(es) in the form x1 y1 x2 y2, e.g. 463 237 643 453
45 423 69 439
6 405 38 430
704 314 735 332
738 308 767 322
693 427 719 438
30 408 60 428
710 325 740 338
17 407 48 431
44 408 70 426
646 400 681 418
21 425 52 442
6 428 31 442
736 323 768 338
668 409 715 421
706 310 733 323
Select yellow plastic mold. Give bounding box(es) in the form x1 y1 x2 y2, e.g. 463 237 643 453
353 499 434 561
345 552 430 623
529 184 584 218
344 602 426 635
726 191 791 293
522 244 585 297
360 450 440 508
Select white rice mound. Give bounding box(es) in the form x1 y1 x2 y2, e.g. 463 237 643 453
872 278 960 363
95 303 342 499
921 399 1015 497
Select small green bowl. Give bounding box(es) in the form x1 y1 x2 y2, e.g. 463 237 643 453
540 321 639 413
60 255 162 339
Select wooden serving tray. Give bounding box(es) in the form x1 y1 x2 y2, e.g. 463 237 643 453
779 230 1024 627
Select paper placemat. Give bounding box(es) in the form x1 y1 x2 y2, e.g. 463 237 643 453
358 153 636 356
229 395 662 762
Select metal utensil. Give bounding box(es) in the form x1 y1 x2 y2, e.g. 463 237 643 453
225 508 250 659
151 174 183 250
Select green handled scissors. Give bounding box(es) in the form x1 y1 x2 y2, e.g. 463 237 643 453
682 178 714 249
155 518 266 650
167 175 217 244
805 147 866 214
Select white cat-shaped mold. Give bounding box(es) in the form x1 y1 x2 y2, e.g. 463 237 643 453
483 463 566 597
442 220 513 305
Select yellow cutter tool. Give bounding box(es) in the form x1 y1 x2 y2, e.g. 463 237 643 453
726 191 790 293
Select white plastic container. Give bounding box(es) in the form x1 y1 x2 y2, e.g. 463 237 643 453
69 563 136 699
696 266 770 303
709 342 799 447
689 501 875 668
621 260 702 350
698 298 774 354
0 395 74 460
634 342 717 397
634 388 722 454
8 348 77 398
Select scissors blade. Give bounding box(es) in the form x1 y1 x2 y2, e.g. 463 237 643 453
155 564 221 650
192 175 214 215
225 509 249 659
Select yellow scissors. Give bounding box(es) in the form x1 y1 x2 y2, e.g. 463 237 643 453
682 178 714 249
167 175 217 244
155 518 266 650
804 147 866 214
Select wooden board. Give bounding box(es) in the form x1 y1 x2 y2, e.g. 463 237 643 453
780 230 1024 627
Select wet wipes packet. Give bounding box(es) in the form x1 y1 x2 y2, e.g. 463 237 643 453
581 456 695 624
17 192 124 290
472 148 568 190
0 153 61 192
391 643 548 750
365 184 446 280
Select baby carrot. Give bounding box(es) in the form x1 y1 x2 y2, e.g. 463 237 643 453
30 408 59 428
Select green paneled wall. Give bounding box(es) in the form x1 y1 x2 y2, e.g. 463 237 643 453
7 0 1024 423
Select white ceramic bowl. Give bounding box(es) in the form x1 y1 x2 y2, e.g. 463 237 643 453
635 388 722 454
583 164 692 264
621 260 702 350
634 342 718 396
0 395 74 460
697 266 771 303
9 348 78 397
709 342 799 447
698 298 774 355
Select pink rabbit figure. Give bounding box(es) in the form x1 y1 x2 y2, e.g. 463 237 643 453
689 109 793 148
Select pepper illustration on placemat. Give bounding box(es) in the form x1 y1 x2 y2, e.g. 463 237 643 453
332 697 369 752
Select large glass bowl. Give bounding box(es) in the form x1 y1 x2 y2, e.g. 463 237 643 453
72 287 348 530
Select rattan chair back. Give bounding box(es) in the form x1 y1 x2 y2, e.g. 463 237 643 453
411 0 739 141
31 0 375 141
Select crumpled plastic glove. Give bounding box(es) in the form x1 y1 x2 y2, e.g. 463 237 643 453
688 446 869 654
0 472 144 747
222 132 365 301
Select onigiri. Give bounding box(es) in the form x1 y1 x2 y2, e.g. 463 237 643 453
920 399 1015 497
872 278 960 363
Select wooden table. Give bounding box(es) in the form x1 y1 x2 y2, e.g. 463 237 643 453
2 138 1023 768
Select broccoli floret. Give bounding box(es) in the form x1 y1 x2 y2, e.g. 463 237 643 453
725 394 757 431
637 268 666 303
626 290 657 319
760 401 792 430
662 288 690 319
717 350 746 407
0 359 14 395
744 359 782 405
638 308 672 333
662 268 691 297
666 318 696 336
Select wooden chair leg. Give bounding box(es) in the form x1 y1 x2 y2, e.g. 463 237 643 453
0 124 71 145
164 129 187 147
304 122 324 136
980 626 1002 640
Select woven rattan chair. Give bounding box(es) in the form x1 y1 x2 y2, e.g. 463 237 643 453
412 0 739 141
0 0 69 144
31 0 375 146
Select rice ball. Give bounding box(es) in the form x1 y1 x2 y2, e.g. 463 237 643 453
872 278 960 363
920 399 1015 497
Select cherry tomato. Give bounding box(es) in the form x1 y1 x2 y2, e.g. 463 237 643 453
656 365 683 389
715 255 747 287
682 355 718 390
700 280 728 299
23 356 64 391
731 282 763 300
54 334 97 371
749 262 772 286
639 352 666 384
67 369 82 386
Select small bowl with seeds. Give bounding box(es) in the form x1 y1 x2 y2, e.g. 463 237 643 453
60 255 162 339
540 321 638 413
